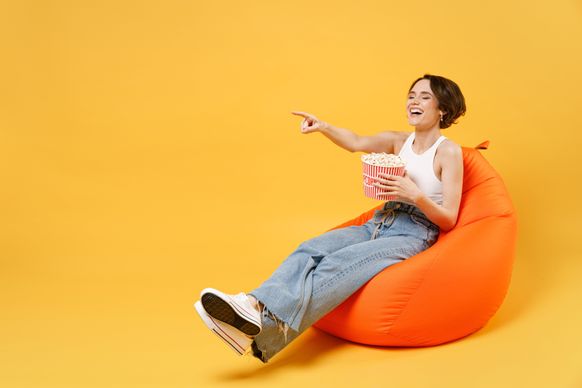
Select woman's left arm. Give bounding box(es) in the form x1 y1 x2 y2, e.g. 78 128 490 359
413 143 463 232
375 143 463 232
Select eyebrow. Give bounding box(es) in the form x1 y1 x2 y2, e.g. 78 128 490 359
408 91 433 96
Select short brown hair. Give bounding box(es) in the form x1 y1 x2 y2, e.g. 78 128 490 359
408 74 467 129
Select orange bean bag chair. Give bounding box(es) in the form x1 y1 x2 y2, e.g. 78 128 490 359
313 141 518 346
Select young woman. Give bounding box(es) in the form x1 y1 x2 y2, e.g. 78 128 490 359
194 74 466 363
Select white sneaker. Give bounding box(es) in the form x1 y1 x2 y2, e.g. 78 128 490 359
200 288 262 336
194 301 253 356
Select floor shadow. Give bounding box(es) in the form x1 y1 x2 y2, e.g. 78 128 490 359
213 328 349 381
213 327 453 384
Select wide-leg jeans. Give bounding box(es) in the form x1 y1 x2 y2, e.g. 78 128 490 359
248 201 440 362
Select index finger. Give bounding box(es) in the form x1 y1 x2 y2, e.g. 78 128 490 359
291 111 312 119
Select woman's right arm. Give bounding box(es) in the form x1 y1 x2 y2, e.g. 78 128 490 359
322 125 399 154
319 123 360 152
291 111 398 153
351 130 399 154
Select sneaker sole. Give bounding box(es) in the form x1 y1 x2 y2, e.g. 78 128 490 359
194 301 249 356
200 289 261 336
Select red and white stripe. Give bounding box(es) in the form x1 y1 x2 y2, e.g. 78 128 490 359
362 162 405 201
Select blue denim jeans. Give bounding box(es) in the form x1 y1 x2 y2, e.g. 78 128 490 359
248 201 440 363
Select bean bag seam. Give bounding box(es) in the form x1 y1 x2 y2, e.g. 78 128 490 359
383 248 442 335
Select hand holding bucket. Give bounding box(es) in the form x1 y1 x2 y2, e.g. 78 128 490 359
361 153 406 201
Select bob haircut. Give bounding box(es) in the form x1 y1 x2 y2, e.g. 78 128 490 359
408 74 467 129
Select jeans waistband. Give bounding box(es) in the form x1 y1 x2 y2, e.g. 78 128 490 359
382 201 438 229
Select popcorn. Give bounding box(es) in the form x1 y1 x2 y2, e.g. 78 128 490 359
361 152 406 167
361 153 407 201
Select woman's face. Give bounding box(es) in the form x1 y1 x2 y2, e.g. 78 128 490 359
406 79 443 129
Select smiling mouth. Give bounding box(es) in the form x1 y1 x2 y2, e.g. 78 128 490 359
409 107 424 116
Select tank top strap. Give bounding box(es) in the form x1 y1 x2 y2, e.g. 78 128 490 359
398 132 415 157
422 135 447 159
432 135 447 151
432 135 447 158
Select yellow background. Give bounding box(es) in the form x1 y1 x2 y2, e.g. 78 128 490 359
1 1 581 387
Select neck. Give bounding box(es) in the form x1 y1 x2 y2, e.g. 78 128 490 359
412 127 442 153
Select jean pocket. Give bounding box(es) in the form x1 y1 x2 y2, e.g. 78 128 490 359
409 214 440 245
409 214 432 230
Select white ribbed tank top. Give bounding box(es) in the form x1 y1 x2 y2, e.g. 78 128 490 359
398 132 447 206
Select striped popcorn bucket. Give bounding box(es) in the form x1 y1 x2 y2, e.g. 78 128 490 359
362 161 406 201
